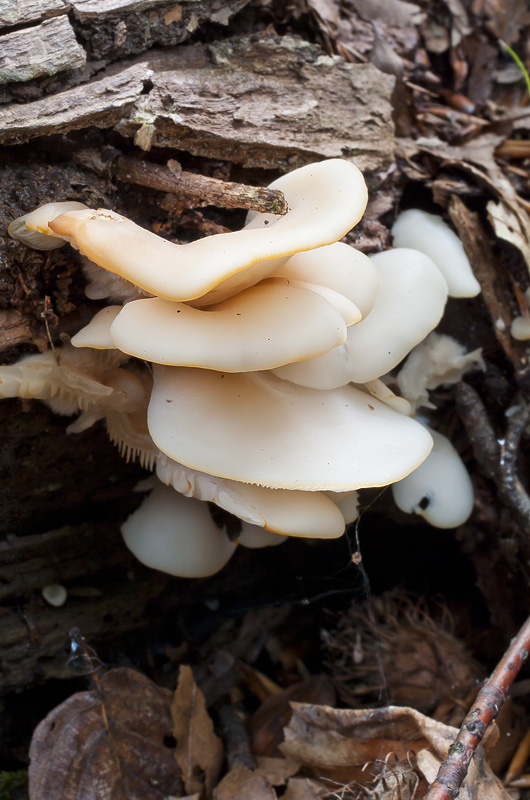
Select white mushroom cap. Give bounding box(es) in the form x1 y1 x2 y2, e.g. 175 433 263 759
71 306 122 350
324 490 359 524
48 160 368 303
273 242 381 319
148 366 433 490
121 483 237 577
42 584 68 607
391 427 474 528
103 278 348 371
391 209 481 298
238 523 288 548
511 316 530 341
345 248 448 384
271 343 352 390
155 452 346 537
8 201 88 250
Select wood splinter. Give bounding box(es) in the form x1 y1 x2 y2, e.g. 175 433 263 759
112 155 289 216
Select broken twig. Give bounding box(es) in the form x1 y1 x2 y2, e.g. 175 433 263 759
112 155 289 215
424 612 530 800
456 383 530 538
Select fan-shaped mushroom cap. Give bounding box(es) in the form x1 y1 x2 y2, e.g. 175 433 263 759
345 248 448 384
391 428 474 528
49 160 368 303
148 366 433 490
121 482 237 577
8 201 88 250
238 523 287 548
273 242 380 319
104 278 349 371
156 455 346 537
391 209 481 298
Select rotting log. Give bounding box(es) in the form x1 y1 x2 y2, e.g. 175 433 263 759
0 0 396 703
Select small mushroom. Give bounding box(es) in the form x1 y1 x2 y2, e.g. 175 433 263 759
391 427 474 528
42 583 68 607
121 482 237 577
391 209 481 298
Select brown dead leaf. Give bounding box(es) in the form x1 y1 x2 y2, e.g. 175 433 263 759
281 704 511 800
255 756 301 786
281 704 454 768
283 777 330 800
28 667 182 800
249 675 336 756
213 767 277 800
172 664 223 797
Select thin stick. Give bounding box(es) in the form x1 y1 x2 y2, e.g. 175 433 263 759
112 155 289 216
424 613 530 800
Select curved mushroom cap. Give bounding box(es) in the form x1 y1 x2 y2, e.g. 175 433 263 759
238 522 288 548
155 452 346 537
391 428 474 528
511 315 530 341
8 201 88 250
271 343 351 390
148 366 433 490
71 306 122 350
49 160 368 303
324 490 359 524
391 209 481 298
106 278 348 371
273 242 380 319
121 483 237 577
345 248 448 384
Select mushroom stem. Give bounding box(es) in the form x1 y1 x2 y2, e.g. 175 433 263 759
112 155 289 216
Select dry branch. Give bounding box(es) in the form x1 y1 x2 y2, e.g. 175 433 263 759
424 612 530 800
112 155 288 215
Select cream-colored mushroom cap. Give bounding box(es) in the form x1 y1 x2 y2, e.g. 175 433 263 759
148 366 433 490
345 248 448 384
155 452 346 537
238 523 288 548
49 160 368 303
106 278 349 371
511 316 530 341
273 242 380 319
391 209 481 298
8 201 88 250
391 428 474 528
71 306 121 350
121 483 237 577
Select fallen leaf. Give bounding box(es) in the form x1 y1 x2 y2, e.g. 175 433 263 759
28 668 182 800
487 199 530 274
283 777 330 800
172 664 223 797
213 767 277 800
281 704 511 800
255 756 301 786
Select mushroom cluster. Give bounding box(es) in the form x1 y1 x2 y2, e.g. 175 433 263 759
4 160 480 577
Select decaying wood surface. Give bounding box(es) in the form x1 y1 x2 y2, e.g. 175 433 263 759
0 35 395 176
0 16 86 85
